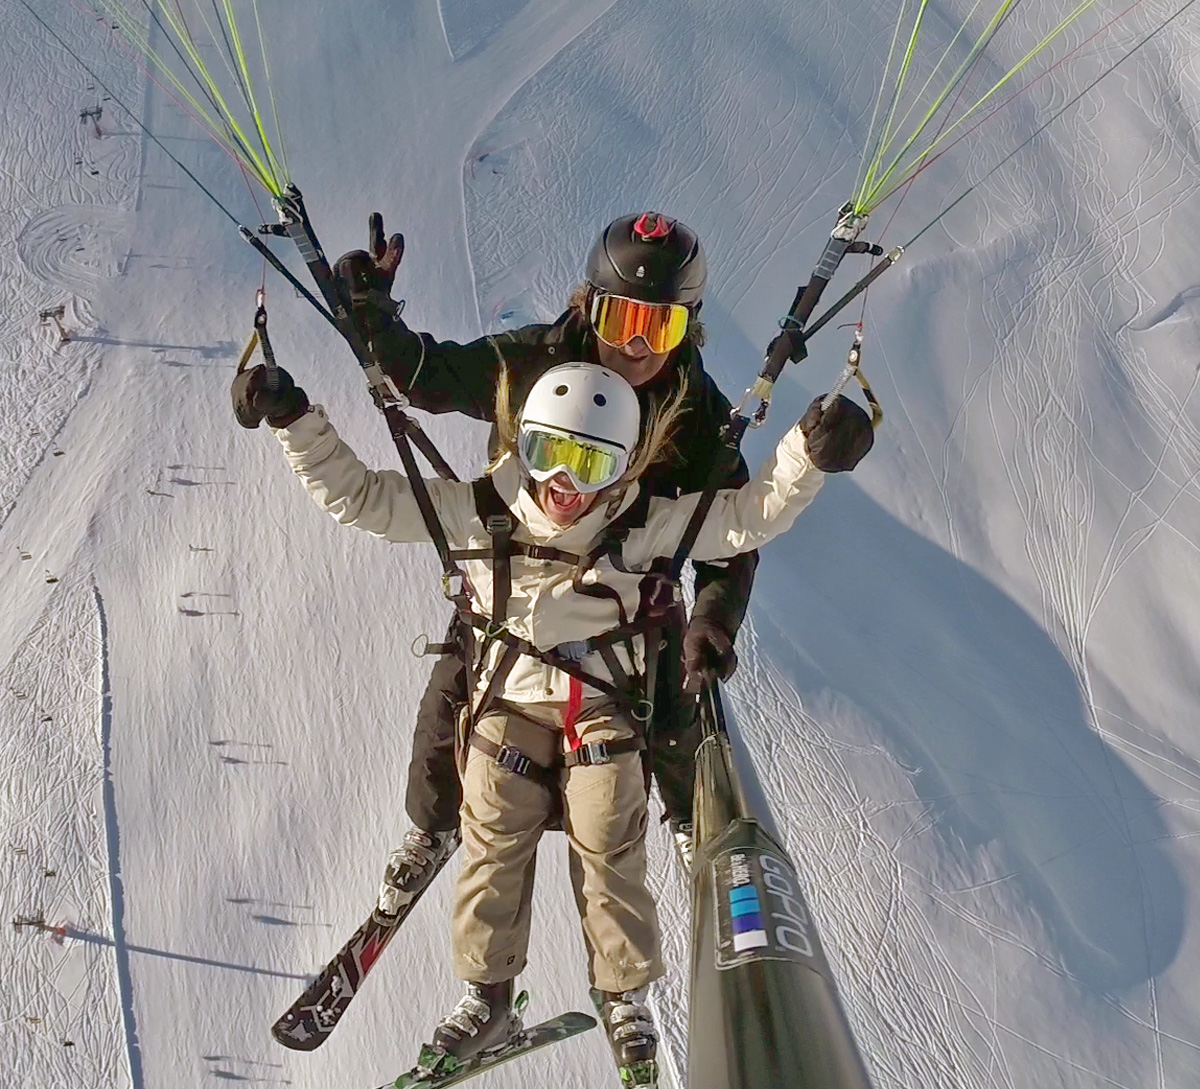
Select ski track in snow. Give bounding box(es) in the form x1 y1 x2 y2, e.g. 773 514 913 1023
0 6 142 1089
93 584 145 1089
17 205 137 299
0 2 140 527
0 576 130 1089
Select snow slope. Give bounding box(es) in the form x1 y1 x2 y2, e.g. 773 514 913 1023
2 1 1199 1087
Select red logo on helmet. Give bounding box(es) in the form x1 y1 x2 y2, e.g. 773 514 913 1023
632 212 673 242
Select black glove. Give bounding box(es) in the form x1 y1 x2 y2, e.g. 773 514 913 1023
333 211 404 311
231 364 309 429
682 615 738 695
800 393 874 472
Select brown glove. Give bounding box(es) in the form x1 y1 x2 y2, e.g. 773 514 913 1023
333 211 404 310
231 364 309 429
799 393 874 472
682 615 738 694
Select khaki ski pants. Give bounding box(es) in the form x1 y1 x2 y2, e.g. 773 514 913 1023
452 698 663 993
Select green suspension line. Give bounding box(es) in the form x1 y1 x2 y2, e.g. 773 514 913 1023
855 0 1107 214
90 0 288 197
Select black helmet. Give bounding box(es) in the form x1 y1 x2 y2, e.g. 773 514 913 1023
586 212 706 307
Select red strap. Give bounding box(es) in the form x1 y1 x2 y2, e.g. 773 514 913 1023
563 676 584 752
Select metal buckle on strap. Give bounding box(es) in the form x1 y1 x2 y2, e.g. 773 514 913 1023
441 571 469 602
573 741 610 766
495 745 533 777
486 513 513 535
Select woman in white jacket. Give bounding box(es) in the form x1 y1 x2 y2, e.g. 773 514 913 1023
234 359 873 1081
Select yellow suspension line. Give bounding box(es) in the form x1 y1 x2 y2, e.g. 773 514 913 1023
863 0 1106 210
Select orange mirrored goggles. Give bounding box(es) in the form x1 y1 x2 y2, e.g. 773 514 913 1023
590 293 690 355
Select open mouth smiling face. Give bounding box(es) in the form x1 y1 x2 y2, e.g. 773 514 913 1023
536 472 599 525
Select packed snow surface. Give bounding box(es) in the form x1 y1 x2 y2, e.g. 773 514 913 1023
2 1 1199 1087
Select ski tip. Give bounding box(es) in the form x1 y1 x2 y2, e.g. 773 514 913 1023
559 1011 599 1030
270 1015 327 1052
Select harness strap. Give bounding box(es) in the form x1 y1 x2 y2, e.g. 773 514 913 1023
468 733 556 786
455 476 672 731
461 610 662 666
562 735 645 767
469 734 555 785
460 613 651 715
468 732 645 784
467 642 521 728
597 643 634 695
448 542 589 565
385 406 471 610
471 478 513 628
570 574 630 629
633 565 682 732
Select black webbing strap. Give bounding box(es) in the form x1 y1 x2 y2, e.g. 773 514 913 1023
665 436 742 583
596 642 635 694
472 478 514 628
384 404 469 609
458 611 654 716
404 415 459 482
468 733 646 784
449 542 586 565
570 565 631 626
461 608 662 656
664 207 874 581
468 734 555 784
629 563 681 728
466 641 521 728
562 736 645 767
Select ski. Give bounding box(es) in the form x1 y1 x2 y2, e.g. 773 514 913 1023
590 989 659 1088
272 847 455 1052
271 908 406 1049
376 1011 597 1089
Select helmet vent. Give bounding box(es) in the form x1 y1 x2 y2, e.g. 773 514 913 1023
554 384 569 396
593 393 607 406
586 213 705 306
632 212 673 241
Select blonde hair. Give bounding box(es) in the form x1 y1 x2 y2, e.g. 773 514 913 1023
491 358 689 486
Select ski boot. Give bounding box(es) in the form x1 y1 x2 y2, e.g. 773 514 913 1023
669 818 694 872
421 981 524 1071
592 987 658 1088
375 827 460 921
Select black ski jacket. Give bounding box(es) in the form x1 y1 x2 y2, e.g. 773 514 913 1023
370 305 758 639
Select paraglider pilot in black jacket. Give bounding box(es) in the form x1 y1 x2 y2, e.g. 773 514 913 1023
336 250 756 829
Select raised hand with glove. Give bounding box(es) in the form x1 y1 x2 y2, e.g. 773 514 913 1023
800 392 874 473
334 211 404 315
231 364 310 430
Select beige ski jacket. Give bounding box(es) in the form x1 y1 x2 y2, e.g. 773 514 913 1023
274 406 824 706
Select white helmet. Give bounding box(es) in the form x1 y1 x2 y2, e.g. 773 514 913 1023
517 363 641 493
